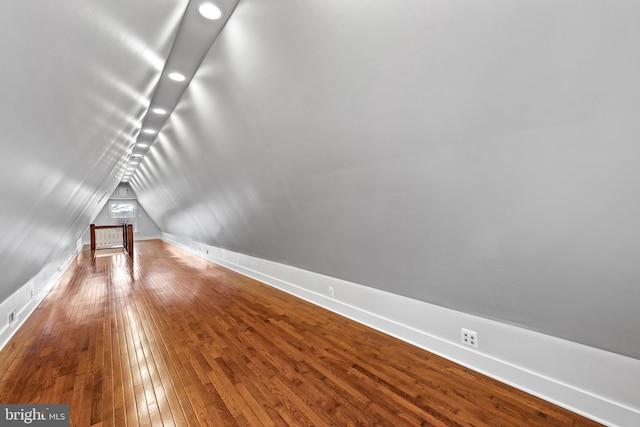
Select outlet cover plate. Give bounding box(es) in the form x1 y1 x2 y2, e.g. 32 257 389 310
461 328 478 348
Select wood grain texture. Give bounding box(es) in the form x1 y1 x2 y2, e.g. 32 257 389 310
0 240 602 426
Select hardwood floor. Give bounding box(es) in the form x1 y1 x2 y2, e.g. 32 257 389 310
0 240 601 426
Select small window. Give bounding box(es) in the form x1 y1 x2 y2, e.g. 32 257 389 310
110 201 137 231
110 202 135 219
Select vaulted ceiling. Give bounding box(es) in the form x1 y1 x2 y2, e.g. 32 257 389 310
0 0 237 300
1 1 639 360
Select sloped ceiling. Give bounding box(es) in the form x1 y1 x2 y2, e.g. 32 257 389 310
1 0 639 360
132 1 640 359
0 0 188 300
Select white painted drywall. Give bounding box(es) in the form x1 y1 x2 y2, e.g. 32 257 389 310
133 0 640 360
81 185 161 244
162 233 640 426
0 0 186 302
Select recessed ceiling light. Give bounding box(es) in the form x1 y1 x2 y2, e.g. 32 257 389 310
168 72 186 82
152 108 167 115
143 129 156 134
137 143 150 148
198 2 222 20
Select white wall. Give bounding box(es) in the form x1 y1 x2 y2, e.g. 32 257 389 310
0 238 82 351
82 184 161 244
163 233 640 427
132 0 640 360
0 0 186 303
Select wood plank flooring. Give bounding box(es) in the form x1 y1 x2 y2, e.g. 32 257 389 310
0 240 601 426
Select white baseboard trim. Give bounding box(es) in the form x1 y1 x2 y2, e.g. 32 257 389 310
0 239 82 351
162 232 640 427
135 235 161 241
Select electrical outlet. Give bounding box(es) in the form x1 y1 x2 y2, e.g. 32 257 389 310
31 289 34 299
8 310 16 325
461 328 478 348
206 249 209 254
328 286 335 298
